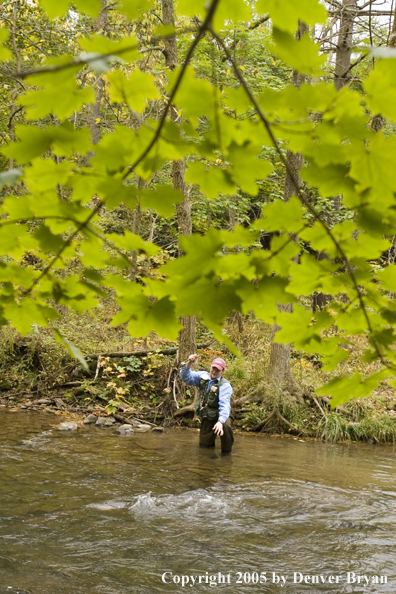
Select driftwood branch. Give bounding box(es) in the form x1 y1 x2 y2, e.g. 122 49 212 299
113 412 157 427
312 396 327 417
173 403 196 417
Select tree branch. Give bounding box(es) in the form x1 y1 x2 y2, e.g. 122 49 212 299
21 0 222 296
210 27 389 369
1 27 198 80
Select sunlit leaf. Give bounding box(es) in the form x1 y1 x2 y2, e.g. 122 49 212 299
257 0 327 33
140 185 184 217
272 28 326 75
106 70 159 112
186 162 236 198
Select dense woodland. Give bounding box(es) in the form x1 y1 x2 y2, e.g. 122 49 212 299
1 0 396 441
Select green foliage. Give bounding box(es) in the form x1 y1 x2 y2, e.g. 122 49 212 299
364 59 396 122
19 65 95 120
272 28 326 75
79 34 140 63
185 162 236 198
0 28 10 61
140 185 184 217
257 0 327 34
123 356 143 372
240 403 268 430
106 69 159 112
1 0 396 411
39 0 102 19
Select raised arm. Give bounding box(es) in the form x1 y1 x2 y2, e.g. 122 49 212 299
179 353 203 387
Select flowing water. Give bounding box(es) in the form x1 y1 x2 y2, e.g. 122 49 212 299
1 410 396 594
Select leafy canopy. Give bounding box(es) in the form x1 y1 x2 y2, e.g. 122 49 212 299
1 0 396 407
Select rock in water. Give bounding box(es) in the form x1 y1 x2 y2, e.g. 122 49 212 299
96 416 116 427
152 426 164 433
57 422 78 431
83 414 97 424
133 424 152 433
128 419 145 427
115 424 135 435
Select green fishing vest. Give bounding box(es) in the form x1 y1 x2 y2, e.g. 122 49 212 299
195 375 229 420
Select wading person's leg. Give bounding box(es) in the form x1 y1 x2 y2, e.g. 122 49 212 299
199 418 216 448
220 417 234 454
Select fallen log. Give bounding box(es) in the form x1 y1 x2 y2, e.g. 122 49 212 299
84 342 211 359
112 412 157 427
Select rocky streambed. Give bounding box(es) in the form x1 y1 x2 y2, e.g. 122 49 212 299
0 394 165 436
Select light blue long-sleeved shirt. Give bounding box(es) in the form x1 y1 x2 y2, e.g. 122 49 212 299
179 366 232 424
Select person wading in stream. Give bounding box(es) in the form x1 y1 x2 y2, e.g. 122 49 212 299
180 354 234 454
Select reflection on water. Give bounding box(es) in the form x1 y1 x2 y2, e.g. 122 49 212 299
1 410 396 593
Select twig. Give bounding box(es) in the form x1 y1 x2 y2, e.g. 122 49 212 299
127 416 156 427
249 15 270 30
94 355 102 381
276 409 295 430
172 374 179 409
313 395 327 417
8 105 23 128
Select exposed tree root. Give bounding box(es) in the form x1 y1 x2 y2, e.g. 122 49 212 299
253 405 297 433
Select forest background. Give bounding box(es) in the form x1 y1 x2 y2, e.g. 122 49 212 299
1 0 396 442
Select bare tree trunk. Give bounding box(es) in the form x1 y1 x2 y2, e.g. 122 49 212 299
312 4 358 310
162 0 196 364
267 327 294 389
8 1 21 184
389 3 396 48
267 23 307 394
144 211 157 273
89 1 108 145
229 198 244 334
370 2 396 132
334 0 357 91
90 79 104 145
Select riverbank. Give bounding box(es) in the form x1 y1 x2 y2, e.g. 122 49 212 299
1 316 396 443
1 377 396 444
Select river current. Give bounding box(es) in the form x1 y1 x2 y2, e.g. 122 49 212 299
1 410 395 594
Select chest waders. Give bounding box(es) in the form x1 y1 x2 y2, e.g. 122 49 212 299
195 376 229 420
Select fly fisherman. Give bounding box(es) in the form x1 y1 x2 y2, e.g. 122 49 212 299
180 354 234 454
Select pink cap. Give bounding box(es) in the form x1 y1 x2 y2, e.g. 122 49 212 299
211 357 226 371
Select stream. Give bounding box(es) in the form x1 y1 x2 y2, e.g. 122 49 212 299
1 410 395 593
